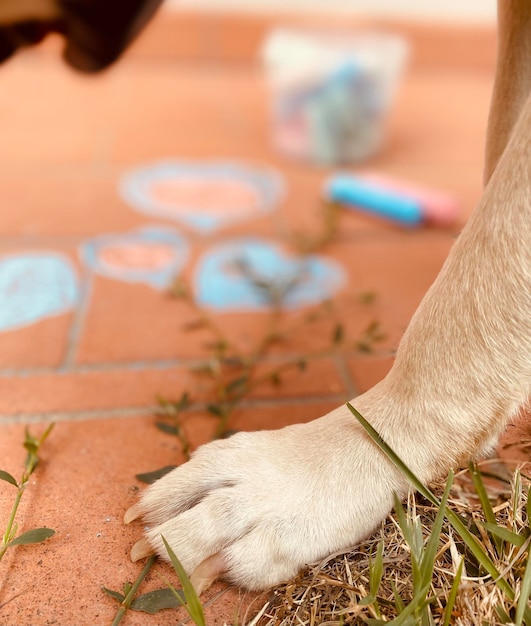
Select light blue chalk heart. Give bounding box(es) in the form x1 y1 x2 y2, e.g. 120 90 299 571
119 161 285 233
195 238 346 310
0 254 78 332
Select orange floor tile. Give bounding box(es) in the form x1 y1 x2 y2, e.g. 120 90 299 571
0 9 522 626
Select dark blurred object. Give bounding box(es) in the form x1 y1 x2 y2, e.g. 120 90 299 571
0 0 164 72
59 0 164 71
0 19 53 64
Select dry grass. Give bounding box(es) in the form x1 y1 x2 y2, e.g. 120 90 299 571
246 461 531 626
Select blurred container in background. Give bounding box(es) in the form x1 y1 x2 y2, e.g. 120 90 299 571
262 29 408 164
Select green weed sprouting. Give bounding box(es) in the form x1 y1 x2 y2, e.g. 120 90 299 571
103 554 158 626
0 423 55 565
154 269 384 458
161 536 206 626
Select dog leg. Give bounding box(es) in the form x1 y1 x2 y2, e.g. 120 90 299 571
484 0 531 182
127 22 531 596
126 109 531 587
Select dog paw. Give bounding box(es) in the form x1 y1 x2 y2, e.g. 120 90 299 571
125 395 413 593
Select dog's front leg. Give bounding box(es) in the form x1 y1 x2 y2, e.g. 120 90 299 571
126 23 531 597
380 94 531 476
125 104 531 589
484 0 531 182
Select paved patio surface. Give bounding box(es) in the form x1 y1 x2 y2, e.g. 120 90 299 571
0 8 525 625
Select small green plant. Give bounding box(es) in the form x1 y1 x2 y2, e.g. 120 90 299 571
103 541 208 625
0 423 55 565
355 319 387 353
156 392 192 460
151 268 383 461
104 555 158 626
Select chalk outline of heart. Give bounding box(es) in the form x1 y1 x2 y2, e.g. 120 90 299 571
0 252 79 332
118 160 285 233
193 237 348 311
80 226 189 289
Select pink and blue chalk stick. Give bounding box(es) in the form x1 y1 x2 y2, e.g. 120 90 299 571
325 173 460 227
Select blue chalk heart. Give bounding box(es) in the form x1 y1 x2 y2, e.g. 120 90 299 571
195 238 346 311
0 254 78 332
119 161 285 233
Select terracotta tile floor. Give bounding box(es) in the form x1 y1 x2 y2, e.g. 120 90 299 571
0 11 526 626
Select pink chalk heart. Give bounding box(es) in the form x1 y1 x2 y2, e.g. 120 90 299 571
81 227 189 289
98 243 176 272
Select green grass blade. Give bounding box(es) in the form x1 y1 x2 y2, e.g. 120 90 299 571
469 462 502 554
495 604 513 623
161 536 206 626
387 583 432 625
391 580 406 614
515 542 531 625
393 494 422 589
417 477 452 626
346 403 439 506
443 556 463 626
346 402 515 601
411 519 425 573
368 539 384 618
38 422 55 446
445 509 514 599
419 472 453 584
369 539 384 597
479 522 528 548
468 463 497 527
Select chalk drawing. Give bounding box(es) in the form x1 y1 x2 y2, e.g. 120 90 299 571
194 237 347 311
119 161 284 233
81 226 189 289
0 253 78 332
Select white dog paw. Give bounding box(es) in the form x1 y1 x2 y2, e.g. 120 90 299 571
125 400 411 593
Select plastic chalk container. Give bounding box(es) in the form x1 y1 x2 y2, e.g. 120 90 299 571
261 29 408 164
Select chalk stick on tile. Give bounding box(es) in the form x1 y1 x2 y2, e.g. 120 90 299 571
362 173 461 226
325 173 460 227
325 174 424 227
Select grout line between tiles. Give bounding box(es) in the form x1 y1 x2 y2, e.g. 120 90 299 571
0 349 396 378
0 393 349 425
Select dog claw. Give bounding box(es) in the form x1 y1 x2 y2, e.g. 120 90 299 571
130 537 154 562
190 552 226 595
124 503 142 524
